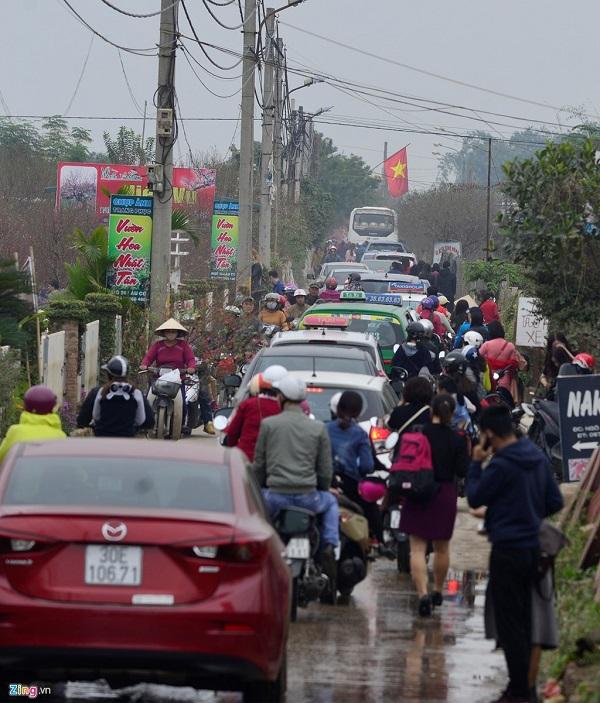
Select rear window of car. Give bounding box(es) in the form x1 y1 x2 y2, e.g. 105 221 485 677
2 458 233 512
255 355 373 375
305 388 384 422
341 317 405 346
361 281 392 294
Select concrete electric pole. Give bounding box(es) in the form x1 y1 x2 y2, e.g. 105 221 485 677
257 8 275 268
150 0 178 324
237 0 257 289
272 37 283 258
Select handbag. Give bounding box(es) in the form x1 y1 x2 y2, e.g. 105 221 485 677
536 520 569 594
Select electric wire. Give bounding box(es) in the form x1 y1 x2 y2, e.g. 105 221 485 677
117 48 144 116
180 40 242 80
99 0 180 18
60 0 158 55
181 46 242 99
201 0 243 30
180 2 243 70
64 35 95 115
0 89 12 116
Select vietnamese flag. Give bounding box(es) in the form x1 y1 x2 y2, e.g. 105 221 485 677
384 147 409 198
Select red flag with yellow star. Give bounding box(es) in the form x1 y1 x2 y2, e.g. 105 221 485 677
384 147 409 198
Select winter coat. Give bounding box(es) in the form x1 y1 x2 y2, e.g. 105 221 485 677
326 419 374 482
224 395 281 461
0 411 66 462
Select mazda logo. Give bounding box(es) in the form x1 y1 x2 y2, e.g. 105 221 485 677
101 522 127 542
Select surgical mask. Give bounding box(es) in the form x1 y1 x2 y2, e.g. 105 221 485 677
266 301 278 310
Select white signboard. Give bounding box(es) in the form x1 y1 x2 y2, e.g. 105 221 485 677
515 297 548 348
433 241 462 264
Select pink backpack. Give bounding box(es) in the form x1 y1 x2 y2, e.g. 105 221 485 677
389 430 437 501
420 309 445 337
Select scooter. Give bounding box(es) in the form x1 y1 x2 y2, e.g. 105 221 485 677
336 494 370 602
144 368 184 441
522 398 563 481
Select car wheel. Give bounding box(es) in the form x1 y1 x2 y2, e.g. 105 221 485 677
156 406 167 439
290 577 298 622
397 541 410 573
243 653 287 702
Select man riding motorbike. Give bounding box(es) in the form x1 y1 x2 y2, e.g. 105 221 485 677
287 289 310 323
140 318 214 435
319 277 341 302
419 318 442 374
259 292 290 330
391 321 433 379
253 374 339 587
344 272 364 291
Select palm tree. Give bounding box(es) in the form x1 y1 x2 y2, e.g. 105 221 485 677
65 226 114 300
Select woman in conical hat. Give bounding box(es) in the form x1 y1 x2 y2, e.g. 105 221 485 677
140 318 196 374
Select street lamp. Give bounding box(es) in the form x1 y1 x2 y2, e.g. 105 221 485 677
288 77 324 97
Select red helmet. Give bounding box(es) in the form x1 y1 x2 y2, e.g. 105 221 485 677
24 385 57 415
325 277 337 290
574 353 596 371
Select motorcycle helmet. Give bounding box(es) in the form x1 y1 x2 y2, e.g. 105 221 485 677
463 330 484 349
406 321 425 342
325 277 337 290
264 292 280 311
263 364 288 385
358 479 387 504
574 352 596 370
101 355 129 379
420 296 436 310
272 375 307 402
329 391 342 417
294 289 307 298
224 305 241 317
23 385 57 415
438 295 449 307
429 295 440 309
441 350 468 375
419 318 434 337
349 272 362 282
249 373 269 396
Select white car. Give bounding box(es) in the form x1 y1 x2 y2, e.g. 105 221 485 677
362 252 417 274
269 328 386 375
317 261 368 281
358 272 427 311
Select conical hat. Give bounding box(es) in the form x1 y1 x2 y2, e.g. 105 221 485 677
155 318 188 335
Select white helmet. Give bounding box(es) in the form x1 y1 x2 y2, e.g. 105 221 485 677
263 365 287 384
272 375 307 402
463 330 484 348
419 318 434 336
294 289 307 297
329 391 342 416
224 305 241 316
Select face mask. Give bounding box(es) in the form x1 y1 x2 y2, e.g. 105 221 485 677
266 301 278 310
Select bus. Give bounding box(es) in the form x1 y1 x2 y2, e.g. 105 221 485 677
348 206 398 244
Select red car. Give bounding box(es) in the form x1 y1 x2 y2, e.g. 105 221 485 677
0 439 290 702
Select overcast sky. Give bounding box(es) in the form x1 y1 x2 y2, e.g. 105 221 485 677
3 0 600 191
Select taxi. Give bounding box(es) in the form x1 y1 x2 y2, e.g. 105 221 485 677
298 290 408 369
359 272 428 311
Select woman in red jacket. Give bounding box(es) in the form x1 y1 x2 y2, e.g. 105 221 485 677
140 318 196 373
223 365 286 461
479 291 500 325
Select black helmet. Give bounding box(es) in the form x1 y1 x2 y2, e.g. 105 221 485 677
101 355 129 379
349 272 362 282
406 321 425 341
441 350 467 375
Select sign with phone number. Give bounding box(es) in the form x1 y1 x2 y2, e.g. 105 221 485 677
365 293 403 305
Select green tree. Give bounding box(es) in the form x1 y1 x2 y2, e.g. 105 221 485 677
0 259 32 347
438 128 553 185
500 138 600 348
64 226 114 299
103 126 155 165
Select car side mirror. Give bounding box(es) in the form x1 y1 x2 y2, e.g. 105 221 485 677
223 374 242 388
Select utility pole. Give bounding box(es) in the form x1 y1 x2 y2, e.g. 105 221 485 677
150 0 178 324
237 0 256 290
294 106 304 203
273 37 283 258
382 141 388 194
485 136 492 260
258 8 275 268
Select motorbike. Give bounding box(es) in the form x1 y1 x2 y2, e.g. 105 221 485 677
274 507 332 621
390 366 409 396
144 368 184 441
336 497 370 601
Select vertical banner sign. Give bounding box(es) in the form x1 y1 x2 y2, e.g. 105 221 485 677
107 195 153 304
210 200 239 281
515 297 548 348
557 374 600 482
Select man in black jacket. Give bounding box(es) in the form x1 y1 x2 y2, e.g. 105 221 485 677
467 406 563 703
437 260 457 303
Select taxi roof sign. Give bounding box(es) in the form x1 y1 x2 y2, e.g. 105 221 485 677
302 315 349 329
340 290 366 301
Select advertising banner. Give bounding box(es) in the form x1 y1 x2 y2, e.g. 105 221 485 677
107 195 153 304
557 374 600 481
515 297 548 348
56 162 216 221
433 241 462 264
209 200 239 281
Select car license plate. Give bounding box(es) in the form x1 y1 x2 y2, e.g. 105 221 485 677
85 545 142 586
285 537 310 560
390 509 401 529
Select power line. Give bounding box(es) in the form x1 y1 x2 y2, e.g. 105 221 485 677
181 40 242 80
281 21 586 114
99 0 180 18
181 46 242 99
200 0 243 30
0 88 11 116
117 49 144 115
60 0 157 55
64 35 95 115
180 1 243 70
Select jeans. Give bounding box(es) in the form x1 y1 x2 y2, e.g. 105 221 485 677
262 489 340 547
489 545 538 699
198 388 213 423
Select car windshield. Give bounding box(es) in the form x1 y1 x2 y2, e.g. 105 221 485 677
305 387 384 422
3 458 233 512
256 355 373 375
353 213 395 237
361 281 393 294
366 242 406 253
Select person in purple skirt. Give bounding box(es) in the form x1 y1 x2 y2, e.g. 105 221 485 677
400 393 469 617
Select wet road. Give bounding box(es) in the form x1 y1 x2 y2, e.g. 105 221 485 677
33 559 504 703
